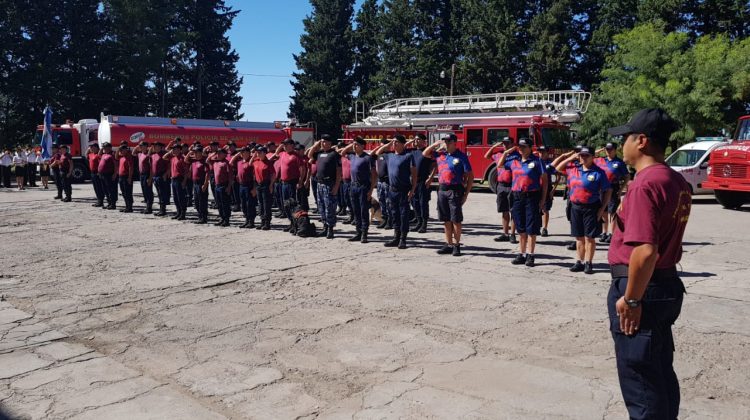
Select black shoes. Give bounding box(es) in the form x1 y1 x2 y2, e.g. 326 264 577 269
494 234 510 242
566 242 577 251
384 231 400 247
584 262 594 275
376 217 387 229
525 255 535 267
92 203 102 207
437 244 453 254
326 227 334 239
348 232 362 242
417 220 427 233
509 234 518 244
62 197 71 202
452 244 461 256
397 235 407 249
360 231 368 244
541 228 549 237
511 254 527 265
319 225 329 238
570 261 585 272
194 218 207 224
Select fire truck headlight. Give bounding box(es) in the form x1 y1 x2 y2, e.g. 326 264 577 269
707 165 712 175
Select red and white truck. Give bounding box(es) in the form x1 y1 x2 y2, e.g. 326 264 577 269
34 114 314 182
342 90 589 192
703 115 750 209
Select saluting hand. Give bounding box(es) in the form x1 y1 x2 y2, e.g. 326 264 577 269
407 190 414 201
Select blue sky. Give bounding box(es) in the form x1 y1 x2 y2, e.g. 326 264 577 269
225 0 364 123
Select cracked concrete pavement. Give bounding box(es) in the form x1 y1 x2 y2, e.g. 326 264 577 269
0 185 748 419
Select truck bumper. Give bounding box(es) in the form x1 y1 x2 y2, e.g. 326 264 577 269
703 180 750 192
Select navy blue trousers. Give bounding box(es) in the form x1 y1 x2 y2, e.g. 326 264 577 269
239 185 257 222
140 174 154 207
608 275 685 420
350 183 371 231
388 189 410 233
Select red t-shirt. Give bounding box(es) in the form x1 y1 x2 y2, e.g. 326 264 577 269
170 155 187 179
137 153 150 175
59 153 72 171
191 160 206 182
213 159 231 184
236 160 254 186
98 153 115 174
342 154 352 181
608 163 692 269
88 153 100 173
118 155 131 177
279 152 302 181
151 152 168 176
253 159 274 184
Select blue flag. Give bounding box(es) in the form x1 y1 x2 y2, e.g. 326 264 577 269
41 106 53 160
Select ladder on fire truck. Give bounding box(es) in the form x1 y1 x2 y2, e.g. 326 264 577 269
353 90 590 126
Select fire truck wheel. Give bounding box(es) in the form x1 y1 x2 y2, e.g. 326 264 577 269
71 163 88 184
488 168 498 194
714 190 746 209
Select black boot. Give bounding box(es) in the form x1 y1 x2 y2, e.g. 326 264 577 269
142 205 152 214
361 230 369 244
246 220 255 229
326 226 335 239
384 230 400 247
345 214 354 224
318 225 329 237
417 219 427 233
348 231 362 242
155 205 167 216
398 232 407 249
377 216 387 229
221 218 230 227
171 211 180 219
177 210 186 220
385 217 393 230
261 220 271 230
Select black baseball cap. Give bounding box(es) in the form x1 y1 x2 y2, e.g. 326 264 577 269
605 142 616 150
441 134 458 143
574 144 583 153
101 142 111 148
354 136 366 146
607 108 679 149
320 134 332 142
90 143 100 148
579 146 593 155
502 136 513 143
216 148 227 154
255 146 268 153
538 145 548 152
415 133 427 141
380 138 390 145
394 135 407 144
282 138 295 145
518 138 531 147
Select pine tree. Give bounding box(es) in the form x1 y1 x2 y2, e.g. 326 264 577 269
290 0 355 137
411 0 461 96
687 0 750 39
456 0 525 93
372 0 417 100
352 0 382 110
524 0 576 90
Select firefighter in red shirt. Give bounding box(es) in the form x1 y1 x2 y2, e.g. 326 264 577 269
606 109 690 420
162 142 188 220
116 144 134 213
252 146 275 230
208 148 233 227
186 145 209 224
57 145 74 202
87 143 104 207
272 139 307 230
136 142 154 214
149 142 170 216
97 142 118 209
230 146 258 228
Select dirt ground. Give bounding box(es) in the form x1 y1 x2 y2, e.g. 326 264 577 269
0 184 748 419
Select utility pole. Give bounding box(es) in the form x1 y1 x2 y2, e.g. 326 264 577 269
450 63 456 97
197 63 203 119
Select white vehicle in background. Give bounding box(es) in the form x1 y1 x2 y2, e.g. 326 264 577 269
666 137 728 194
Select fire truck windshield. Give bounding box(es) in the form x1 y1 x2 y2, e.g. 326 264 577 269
32 129 72 146
541 127 573 149
735 118 750 141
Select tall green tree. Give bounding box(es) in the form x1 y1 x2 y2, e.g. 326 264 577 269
524 0 576 90
411 0 462 96
372 0 418 100
290 0 355 136
352 0 382 110
579 23 750 147
456 0 525 93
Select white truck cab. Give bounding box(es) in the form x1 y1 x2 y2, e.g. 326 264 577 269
666 138 728 194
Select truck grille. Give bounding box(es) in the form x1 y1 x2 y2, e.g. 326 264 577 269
716 164 747 179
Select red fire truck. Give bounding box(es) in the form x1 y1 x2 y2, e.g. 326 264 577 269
703 115 750 209
35 114 314 182
342 90 590 192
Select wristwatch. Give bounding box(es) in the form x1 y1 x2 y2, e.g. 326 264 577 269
624 299 641 308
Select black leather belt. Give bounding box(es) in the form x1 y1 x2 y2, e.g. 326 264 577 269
439 184 464 192
511 190 541 197
610 264 678 280
282 179 298 184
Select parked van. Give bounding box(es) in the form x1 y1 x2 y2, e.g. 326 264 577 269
666 137 728 194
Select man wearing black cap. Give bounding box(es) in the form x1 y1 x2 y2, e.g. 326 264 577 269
207 141 220 209
162 141 189 220
595 142 630 243
252 146 276 230
181 143 193 208
86 143 104 207
606 108 690 420
554 145 611 274
375 137 393 230
136 142 154 214
272 138 307 229
116 145 134 212
57 145 74 202
423 134 473 256
209 148 233 226
186 146 209 224
97 142 118 209
230 146 258 228
485 136 520 243
408 134 435 234
307 134 342 239
149 142 170 216
49 144 63 199
295 143 311 210
373 135 417 249
338 136 377 243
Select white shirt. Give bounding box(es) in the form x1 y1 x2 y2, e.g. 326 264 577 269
26 153 39 164
12 153 27 165
0 153 12 166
